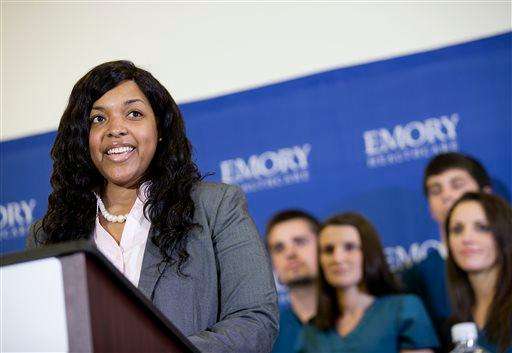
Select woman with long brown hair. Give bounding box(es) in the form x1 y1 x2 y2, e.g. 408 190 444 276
298 212 438 353
445 192 512 353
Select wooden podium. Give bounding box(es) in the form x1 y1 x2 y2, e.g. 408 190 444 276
0 241 200 352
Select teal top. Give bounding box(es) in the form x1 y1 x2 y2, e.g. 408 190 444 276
297 294 439 353
272 303 303 353
400 249 451 339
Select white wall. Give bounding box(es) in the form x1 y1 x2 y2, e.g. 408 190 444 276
2 2 510 141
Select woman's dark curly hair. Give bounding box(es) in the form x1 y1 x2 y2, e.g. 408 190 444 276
37 60 202 274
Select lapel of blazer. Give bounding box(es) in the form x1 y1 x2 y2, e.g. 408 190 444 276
138 228 167 300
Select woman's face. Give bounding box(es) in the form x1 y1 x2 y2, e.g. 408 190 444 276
319 225 364 290
448 200 498 274
88 80 158 188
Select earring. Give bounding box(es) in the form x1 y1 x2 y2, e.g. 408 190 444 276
158 137 163 142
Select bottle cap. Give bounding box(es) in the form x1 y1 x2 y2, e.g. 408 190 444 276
451 322 478 342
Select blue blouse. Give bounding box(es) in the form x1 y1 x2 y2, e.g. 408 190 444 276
297 294 439 353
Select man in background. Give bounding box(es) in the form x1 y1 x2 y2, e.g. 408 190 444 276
266 210 320 353
402 152 492 344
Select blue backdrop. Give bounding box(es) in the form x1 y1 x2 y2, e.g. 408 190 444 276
1 33 511 272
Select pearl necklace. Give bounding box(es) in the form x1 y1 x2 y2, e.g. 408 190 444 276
96 194 128 223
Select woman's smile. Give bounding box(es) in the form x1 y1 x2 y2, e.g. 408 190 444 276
88 80 158 188
104 144 136 163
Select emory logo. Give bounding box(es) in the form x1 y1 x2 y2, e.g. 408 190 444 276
220 144 312 193
0 199 37 241
384 238 444 271
363 113 460 168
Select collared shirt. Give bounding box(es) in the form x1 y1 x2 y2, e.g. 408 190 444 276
93 187 151 287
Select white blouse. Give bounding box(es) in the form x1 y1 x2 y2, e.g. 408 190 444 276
93 190 151 287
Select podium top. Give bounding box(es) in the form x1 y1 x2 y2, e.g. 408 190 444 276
1 240 200 353
1 240 99 267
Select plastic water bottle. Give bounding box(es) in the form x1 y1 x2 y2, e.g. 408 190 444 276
450 322 489 353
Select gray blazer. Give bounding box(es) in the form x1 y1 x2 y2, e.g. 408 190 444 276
28 182 279 353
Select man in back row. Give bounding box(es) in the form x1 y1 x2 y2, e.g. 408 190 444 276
402 152 492 344
265 210 320 353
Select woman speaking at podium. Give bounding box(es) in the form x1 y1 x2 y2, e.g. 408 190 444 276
27 60 278 353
